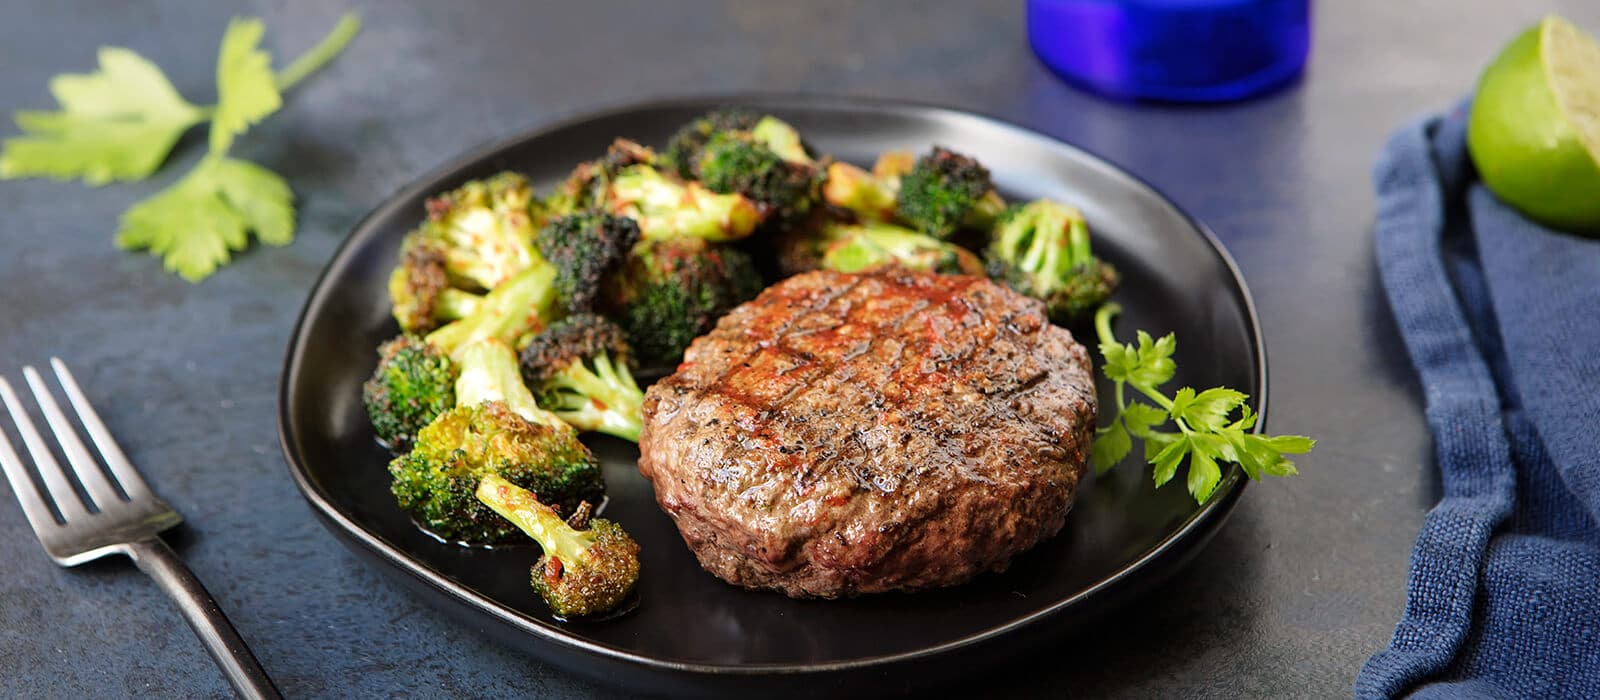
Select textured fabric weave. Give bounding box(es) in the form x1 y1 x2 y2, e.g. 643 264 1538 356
1354 104 1600 699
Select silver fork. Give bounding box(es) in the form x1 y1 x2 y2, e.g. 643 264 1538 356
0 359 279 700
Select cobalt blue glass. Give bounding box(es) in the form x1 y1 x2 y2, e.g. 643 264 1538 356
1027 0 1311 103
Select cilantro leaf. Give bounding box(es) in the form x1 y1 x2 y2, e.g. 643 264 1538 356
210 18 282 154
115 156 294 281
1091 421 1132 474
0 48 204 184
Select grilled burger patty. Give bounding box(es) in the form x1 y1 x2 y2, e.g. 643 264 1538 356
637 270 1097 598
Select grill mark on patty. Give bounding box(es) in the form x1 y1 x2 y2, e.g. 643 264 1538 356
639 270 1096 598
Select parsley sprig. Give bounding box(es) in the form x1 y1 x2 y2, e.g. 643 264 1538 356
1090 303 1314 503
1 14 360 281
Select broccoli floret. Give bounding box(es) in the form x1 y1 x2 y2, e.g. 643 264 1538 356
607 165 764 242
388 340 604 544
367 262 563 450
361 336 459 452
822 162 897 222
985 199 1120 323
386 173 543 333
545 139 657 217
475 474 640 618
424 263 561 357
897 147 1007 239
390 401 602 544
661 109 763 179
418 172 542 290
520 314 645 442
698 133 822 222
820 221 984 275
534 212 641 314
601 238 764 366
670 113 822 223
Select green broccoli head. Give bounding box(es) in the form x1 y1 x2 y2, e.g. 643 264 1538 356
389 401 603 544
897 146 1007 239
417 172 542 291
984 199 1121 323
519 314 645 442
534 212 641 314
545 139 657 217
820 221 985 275
362 335 459 452
602 238 764 367
661 109 763 179
607 164 764 242
475 474 640 618
697 132 822 222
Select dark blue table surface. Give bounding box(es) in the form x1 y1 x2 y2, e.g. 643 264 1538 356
3 1 1597 697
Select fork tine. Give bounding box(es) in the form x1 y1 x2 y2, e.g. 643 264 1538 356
0 376 89 522
0 412 60 534
49 358 155 502
24 366 124 509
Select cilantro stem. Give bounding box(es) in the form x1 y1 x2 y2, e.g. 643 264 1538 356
274 13 361 92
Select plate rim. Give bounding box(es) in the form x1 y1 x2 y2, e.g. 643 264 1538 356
275 91 1267 677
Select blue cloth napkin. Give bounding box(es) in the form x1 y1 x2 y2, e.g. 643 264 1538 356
1355 104 1600 698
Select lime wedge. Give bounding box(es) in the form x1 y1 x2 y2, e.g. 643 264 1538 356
1467 16 1600 234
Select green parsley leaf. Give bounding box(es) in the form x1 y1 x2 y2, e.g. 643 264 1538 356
1130 331 1177 387
210 18 281 154
1186 447 1222 502
1091 421 1132 474
115 156 293 281
0 48 204 184
1176 387 1247 431
1122 402 1167 438
1150 434 1188 487
1091 302 1315 504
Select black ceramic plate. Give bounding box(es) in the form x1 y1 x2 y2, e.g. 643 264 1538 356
278 95 1265 697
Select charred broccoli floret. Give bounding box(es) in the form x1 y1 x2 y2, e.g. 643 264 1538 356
820 221 984 275
534 211 641 313
520 314 645 442
367 264 562 450
897 147 1007 239
670 112 822 222
985 199 1120 323
661 109 762 179
361 336 459 452
475 474 640 618
388 339 603 544
544 139 657 217
601 238 764 366
386 173 544 333
607 165 764 242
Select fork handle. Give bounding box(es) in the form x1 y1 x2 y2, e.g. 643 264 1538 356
124 538 282 700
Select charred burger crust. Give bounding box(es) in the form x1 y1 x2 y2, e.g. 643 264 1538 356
638 269 1096 598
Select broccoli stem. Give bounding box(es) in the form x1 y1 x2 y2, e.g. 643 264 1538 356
454 339 565 428
546 352 644 442
426 263 558 356
476 474 596 571
610 166 761 242
750 116 811 164
435 287 482 321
